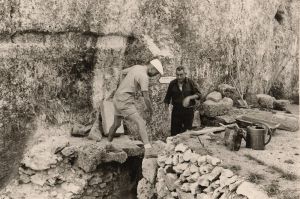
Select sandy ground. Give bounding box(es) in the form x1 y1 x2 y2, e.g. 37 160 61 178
197 104 300 199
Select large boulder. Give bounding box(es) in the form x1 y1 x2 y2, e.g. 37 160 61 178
22 136 69 171
76 144 106 172
272 113 299 132
202 97 233 117
217 84 239 105
206 91 223 102
76 143 128 172
236 181 269 199
273 99 290 111
256 94 275 109
137 178 155 199
142 158 158 184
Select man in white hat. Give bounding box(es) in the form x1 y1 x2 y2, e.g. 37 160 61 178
95 59 163 158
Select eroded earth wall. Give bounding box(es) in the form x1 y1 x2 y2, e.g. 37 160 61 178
0 0 299 187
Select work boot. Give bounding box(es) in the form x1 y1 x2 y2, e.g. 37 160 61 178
144 147 158 159
104 131 122 141
107 131 115 142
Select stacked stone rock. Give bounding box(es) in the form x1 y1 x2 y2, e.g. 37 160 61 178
217 84 240 106
156 143 246 199
16 162 123 199
138 139 270 199
0 135 144 199
202 91 234 118
200 90 235 126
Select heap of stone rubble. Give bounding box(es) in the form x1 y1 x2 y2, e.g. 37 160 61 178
0 133 144 199
138 137 269 199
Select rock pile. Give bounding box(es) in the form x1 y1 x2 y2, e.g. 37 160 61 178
0 135 144 199
256 94 291 112
200 90 235 126
202 91 233 118
256 94 275 109
273 99 290 111
217 84 239 105
137 139 269 199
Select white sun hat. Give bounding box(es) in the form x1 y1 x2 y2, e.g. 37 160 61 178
150 59 164 75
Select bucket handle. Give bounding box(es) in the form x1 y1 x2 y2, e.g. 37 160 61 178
254 122 272 145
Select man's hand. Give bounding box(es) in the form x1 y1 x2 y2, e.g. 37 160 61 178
183 94 200 107
183 96 191 107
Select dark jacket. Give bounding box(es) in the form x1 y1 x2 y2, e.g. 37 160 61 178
164 77 201 113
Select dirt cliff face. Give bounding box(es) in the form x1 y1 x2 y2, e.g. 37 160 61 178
0 0 298 187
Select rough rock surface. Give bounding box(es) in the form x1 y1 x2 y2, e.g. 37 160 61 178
1 125 160 198
256 94 275 109
0 131 144 199
137 178 155 199
246 111 299 132
142 158 158 184
273 99 290 111
272 113 299 132
0 0 299 187
218 84 240 105
236 181 269 199
206 91 222 102
22 136 68 171
202 97 234 117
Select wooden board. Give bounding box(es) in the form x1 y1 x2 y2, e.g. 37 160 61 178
159 76 176 84
100 100 124 135
186 124 238 136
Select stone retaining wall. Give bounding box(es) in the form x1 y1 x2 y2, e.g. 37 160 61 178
0 130 144 199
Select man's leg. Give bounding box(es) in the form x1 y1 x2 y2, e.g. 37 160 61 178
127 113 150 144
127 113 158 158
107 115 123 142
182 112 194 132
171 111 184 136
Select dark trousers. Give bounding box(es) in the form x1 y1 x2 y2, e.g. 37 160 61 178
171 109 194 136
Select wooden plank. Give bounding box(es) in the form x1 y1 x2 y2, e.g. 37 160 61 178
100 100 124 135
186 124 238 136
159 76 176 84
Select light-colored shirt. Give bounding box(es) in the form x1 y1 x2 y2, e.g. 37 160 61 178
114 65 149 101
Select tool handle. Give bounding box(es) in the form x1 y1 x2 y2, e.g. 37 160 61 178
255 122 272 145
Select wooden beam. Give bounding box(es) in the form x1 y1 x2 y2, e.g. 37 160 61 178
186 123 238 136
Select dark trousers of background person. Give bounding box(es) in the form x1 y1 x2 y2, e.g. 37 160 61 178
171 108 194 136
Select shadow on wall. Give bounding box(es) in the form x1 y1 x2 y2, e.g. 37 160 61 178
124 35 155 68
0 38 96 188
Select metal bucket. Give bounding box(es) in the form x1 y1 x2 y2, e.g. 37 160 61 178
246 124 271 150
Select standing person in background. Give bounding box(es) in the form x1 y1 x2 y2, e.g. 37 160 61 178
164 66 201 136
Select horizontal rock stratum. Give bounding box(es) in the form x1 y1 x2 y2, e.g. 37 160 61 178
0 0 299 188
